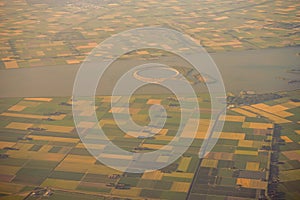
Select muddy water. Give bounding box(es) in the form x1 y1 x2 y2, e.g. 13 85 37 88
0 46 299 97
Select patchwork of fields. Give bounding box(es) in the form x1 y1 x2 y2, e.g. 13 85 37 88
0 90 298 199
0 0 299 69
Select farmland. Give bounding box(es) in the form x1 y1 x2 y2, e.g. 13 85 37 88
0 90 298 199
0 0 299 69
0 94 208 199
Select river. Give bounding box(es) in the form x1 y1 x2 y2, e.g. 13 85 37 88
0 46 299 98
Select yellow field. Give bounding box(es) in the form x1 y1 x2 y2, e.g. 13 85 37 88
142 143 162 150
41 178 80 190
177 157 192 172
201 159 218 168
241 106 290 124
171 182 190 192
281 101 300 109
37 124 73 133
269 105 288 112
219 132 245 140
237 178 267 189
7 151 64 162
220 115 245 122
195 131 207 139
0 141 16 148
111 188 141 197
76 143 105 150
5 122 33 130
213 15 228 20
246 162 260 171
231 108 257 117
243 122 273 129
24 97 53 102
49 114 67 120
154 135 175 141
274 110 293 118
0 112 66 120
100 153 133 160
67 60 81 64
1 112 44 119
29 135 79 143
4 61 18 69
101 96 121 103
146 99 162 104
242 122 251 128
281 136 293 143
198 122 210 134
159 128 168 135
250 103 291 118
198 119 211 127
109 107 125 113
251 103 271 111
235 150 258 156
137 50 150 55
238 140 254 147
142 170 163 180
8 105 26 112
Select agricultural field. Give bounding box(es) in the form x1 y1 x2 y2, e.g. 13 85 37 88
186 90 300 200
264 91 300 200
188 113 273 199
234 90 300 200
0 0 299 69
0 90 298 199
0 94 209 200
